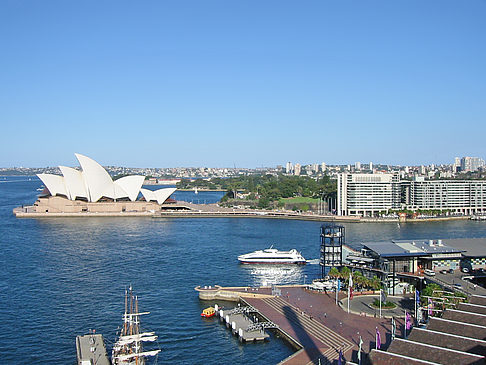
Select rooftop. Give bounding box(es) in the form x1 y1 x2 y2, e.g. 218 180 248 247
362 239 464 258
443 238 486 257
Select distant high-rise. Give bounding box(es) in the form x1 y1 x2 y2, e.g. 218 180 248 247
294 163 301 176
460 156 485 172
321 162 327 172
355 162 361 170
454 157 460 167
285 162 293 174
369 162 373 170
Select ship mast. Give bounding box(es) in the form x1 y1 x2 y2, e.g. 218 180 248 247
112 286 160 365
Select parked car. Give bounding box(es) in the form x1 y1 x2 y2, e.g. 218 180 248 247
448 269 454 274
453 283 462 288
440 269 448 274
425 269 436 276
462 267 470 273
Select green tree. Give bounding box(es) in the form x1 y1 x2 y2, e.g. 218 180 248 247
340 266 351 281
328 267 340 278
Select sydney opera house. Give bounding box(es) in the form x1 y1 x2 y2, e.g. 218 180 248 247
33 153 177 214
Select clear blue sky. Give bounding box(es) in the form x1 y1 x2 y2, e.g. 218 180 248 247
1 1 485 168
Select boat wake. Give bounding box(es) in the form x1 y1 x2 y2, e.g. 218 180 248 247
306 259 320 265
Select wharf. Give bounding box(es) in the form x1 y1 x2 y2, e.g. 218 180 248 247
14 203 471 223
76 333 110 365
198 285 396 364
218 305 271 342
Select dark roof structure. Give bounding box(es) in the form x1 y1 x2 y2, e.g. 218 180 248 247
443 238 486 257
369 294 486 364
362 239 463 258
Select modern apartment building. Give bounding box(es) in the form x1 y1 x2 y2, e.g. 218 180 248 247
337 173 401 216
338 173 486 216
402 177 486 215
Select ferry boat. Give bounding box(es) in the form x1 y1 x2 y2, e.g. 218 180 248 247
238 246 306 265
201 307 216 318
111 286 160 365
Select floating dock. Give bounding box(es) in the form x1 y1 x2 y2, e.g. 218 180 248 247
76 333 110 365
217 304 274 342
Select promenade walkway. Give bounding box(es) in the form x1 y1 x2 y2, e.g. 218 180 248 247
341 295 414 318
243 287 398 364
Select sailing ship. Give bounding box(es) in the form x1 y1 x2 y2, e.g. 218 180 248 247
111 286 160 365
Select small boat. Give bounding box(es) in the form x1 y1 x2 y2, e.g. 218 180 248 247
238 245 306 265
201 307 216 318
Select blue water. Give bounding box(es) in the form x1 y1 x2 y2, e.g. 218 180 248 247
2 176 486 364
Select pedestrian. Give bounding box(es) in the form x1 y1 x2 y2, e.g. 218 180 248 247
324 313 327 318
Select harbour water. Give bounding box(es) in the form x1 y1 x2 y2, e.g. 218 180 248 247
2 176 486 364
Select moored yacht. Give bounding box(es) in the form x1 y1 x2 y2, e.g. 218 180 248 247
238 246 306 265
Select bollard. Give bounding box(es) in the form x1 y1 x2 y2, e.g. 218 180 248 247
225 315 229 323
215 304 219 312
232 321 236 330
239 328 243 338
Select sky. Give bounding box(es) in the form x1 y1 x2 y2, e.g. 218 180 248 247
1 1 485 168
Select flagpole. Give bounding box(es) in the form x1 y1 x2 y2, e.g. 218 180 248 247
358 335 363 365
336 279 338 306
415 289 417 321
379 289 382 318
347 284 350 313
404 310 407 339
375 327 378 349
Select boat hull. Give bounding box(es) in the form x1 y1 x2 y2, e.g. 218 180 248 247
238 260 306 265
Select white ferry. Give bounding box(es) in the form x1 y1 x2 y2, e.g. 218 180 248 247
238 246 306 265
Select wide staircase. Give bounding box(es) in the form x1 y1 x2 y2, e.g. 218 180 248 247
261 296 354 364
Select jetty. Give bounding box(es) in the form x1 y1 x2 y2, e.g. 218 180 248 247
196 285 393 364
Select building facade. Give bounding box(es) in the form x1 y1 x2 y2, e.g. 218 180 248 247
337 173 401 216
338 173 486 216
403 178 486 215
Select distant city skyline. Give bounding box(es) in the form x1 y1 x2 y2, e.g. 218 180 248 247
1 1 485 168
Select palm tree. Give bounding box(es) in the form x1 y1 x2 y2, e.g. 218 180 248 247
341 266 351 283
328 267 340 279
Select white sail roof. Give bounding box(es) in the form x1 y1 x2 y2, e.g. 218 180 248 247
37 173 68 198
75 153 114 202
155 187 177 205
114 175 145 202
140 187 176 205
59 166 88 200
37 153 175 205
